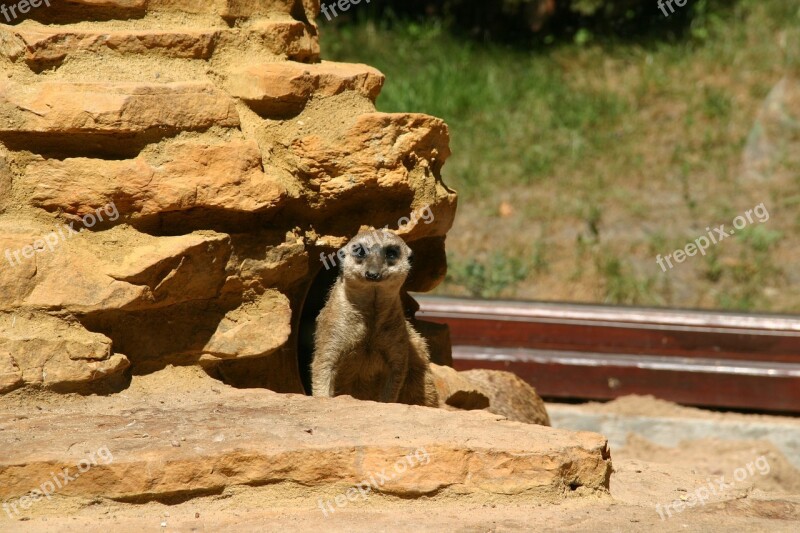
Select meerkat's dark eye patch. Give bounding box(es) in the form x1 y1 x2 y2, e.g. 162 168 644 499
352 244 367 259
385 246 400 262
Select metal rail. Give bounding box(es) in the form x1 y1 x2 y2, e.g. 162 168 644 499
415 295 800 413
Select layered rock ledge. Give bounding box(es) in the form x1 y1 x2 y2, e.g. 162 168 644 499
0 0 456 393
0 369 611 504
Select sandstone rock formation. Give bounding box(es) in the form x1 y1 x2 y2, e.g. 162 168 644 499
460 368 551 425
431 364 551 426
0 1 457 394
0 312 128 392
0 368 610 505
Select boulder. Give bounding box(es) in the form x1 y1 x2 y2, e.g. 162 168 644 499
289 113 457 239
0 312 129 390
431 364 551 426
0 27 218 64
0 219 232 314
461 368 551 426
0 21 319 66
200 291 292 360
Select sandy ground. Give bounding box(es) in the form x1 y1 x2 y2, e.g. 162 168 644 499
1 373 799 532
3 454 799 532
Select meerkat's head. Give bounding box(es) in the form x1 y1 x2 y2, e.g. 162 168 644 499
340 229 413 289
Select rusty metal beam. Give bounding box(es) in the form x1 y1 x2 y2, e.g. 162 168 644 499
415 295 800 413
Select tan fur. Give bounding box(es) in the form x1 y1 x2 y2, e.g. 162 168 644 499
312 229 438 407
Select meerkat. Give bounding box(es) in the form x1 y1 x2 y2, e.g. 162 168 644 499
312 229 439 407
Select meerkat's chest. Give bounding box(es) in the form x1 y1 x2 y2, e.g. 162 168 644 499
342 323 406 372
367 319 412 353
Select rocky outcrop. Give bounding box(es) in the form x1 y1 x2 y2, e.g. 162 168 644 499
229 61 384 115
0 1 456 393
0 370 611 503
0 0 479 437
431 364 551 425
0 312 128 392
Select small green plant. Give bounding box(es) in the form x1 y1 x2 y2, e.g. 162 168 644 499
737 225 783 253
584 203 602 240
703 248 723 283
702 86 733 120
531 240 548 275
447 254 529 298
717 292 758 311
596 253 657 305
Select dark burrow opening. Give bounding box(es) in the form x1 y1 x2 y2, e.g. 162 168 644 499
297 264 340 395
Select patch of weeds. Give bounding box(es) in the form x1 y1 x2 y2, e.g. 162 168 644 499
584 203 603 241
736 225 783 253
715 225 784 310
646 231 668 256
531 240 548 275
703 248 724 282
446 253 529 298
595 253 655 305
702 86 733 120
717 291 758 311
570 234 591 281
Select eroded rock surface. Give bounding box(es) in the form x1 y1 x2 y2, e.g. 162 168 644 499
23 140 287 217
0 313 128 391
0 81 240 135
230 61 384 115
431 364 551 426
0 0 456 393
0 369 611 503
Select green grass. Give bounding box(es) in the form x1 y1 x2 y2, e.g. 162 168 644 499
324 20 633 197
321 1 800 312
446 253 530 299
